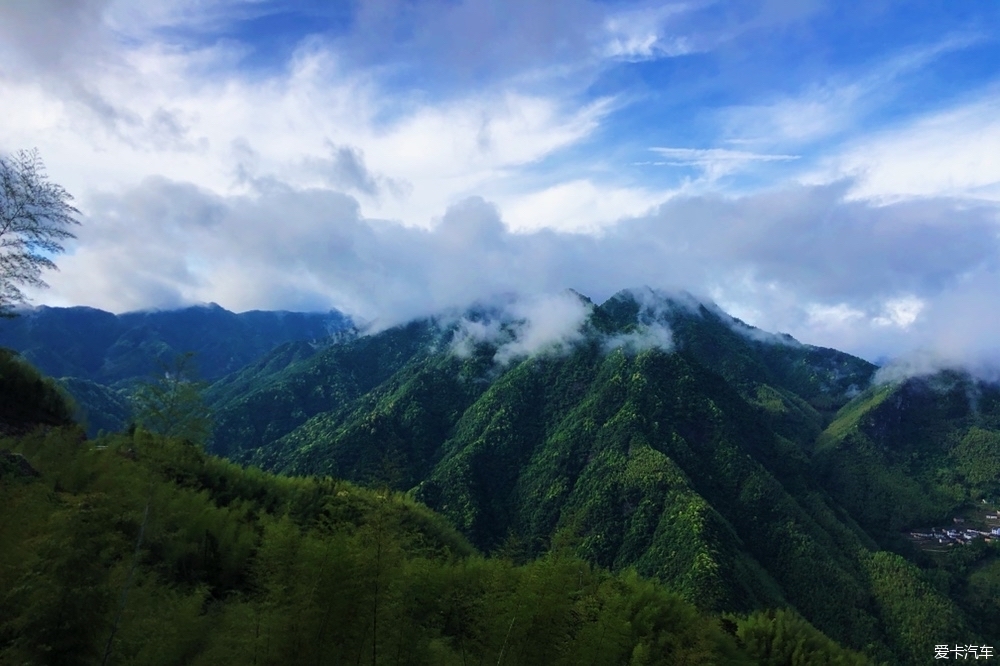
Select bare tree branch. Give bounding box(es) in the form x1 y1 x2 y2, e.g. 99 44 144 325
0 149 80 316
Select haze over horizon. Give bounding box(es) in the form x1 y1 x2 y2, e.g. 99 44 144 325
2 0 999 367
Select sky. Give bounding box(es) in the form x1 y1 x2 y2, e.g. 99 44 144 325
1 0 999 368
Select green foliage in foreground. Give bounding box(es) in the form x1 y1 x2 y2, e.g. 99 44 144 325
0 426 874 665
0 347 75 434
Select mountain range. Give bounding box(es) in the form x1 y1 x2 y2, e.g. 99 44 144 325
0 303 351 435
2 287 999 664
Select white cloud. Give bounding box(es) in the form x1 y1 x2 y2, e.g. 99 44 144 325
828 93 1000 202
449 316 507 359
4 0 1000 377
500 179 663 232
602 4 698 61
446 292 592 364
0 35 615 232
872 296 924 329
493 292 592 364
722 34 985 147
32 176 1000 369
648 147 799 181
604 323 674 354
806 302 865 328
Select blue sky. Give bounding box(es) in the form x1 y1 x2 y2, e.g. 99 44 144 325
1 0 999 369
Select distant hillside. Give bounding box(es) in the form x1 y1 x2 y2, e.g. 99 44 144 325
0 303 352 435
0 303 351 385
817 372 1000 535
201 288 1000 662
814 372 1000 642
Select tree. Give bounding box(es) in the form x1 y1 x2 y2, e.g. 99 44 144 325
132 353 212 446
0 149 80 316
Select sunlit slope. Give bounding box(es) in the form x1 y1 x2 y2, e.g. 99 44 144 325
209 320 441 457
217 288 875 467
816 371 1000 535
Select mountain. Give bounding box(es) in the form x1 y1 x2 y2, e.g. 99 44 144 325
0 303 351 385
202 288 999 662
0 348 75 437
815 371 1000 640
5 287 1000 663
0 303 352 436
0 353 872 665
817 371 1000 538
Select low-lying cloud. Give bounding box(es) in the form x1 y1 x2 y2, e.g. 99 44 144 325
603 324 674 355
446 289 681 364
447 292 592 364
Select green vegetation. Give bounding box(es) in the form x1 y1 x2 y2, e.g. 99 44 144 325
209 293 908 657
0 348 75 434
5 287 1000 664
1 421 875 664
58 376 132 436
0 303 348 384
132 352 213 446
814 372 1000 649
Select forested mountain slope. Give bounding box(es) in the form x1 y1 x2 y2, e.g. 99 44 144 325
204 289 1000 662
815 372 1000 642
0 354 873 665
817 371 1000 535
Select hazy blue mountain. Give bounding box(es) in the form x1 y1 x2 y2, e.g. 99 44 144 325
0 303 352 435
0 303 351 385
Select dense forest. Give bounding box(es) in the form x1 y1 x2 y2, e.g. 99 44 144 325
3 288 1000 664
0 349 875 664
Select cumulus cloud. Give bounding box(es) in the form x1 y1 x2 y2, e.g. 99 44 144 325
303 142 410 199
0 32 614 233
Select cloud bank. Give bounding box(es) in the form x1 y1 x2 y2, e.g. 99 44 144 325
31 174 999 368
